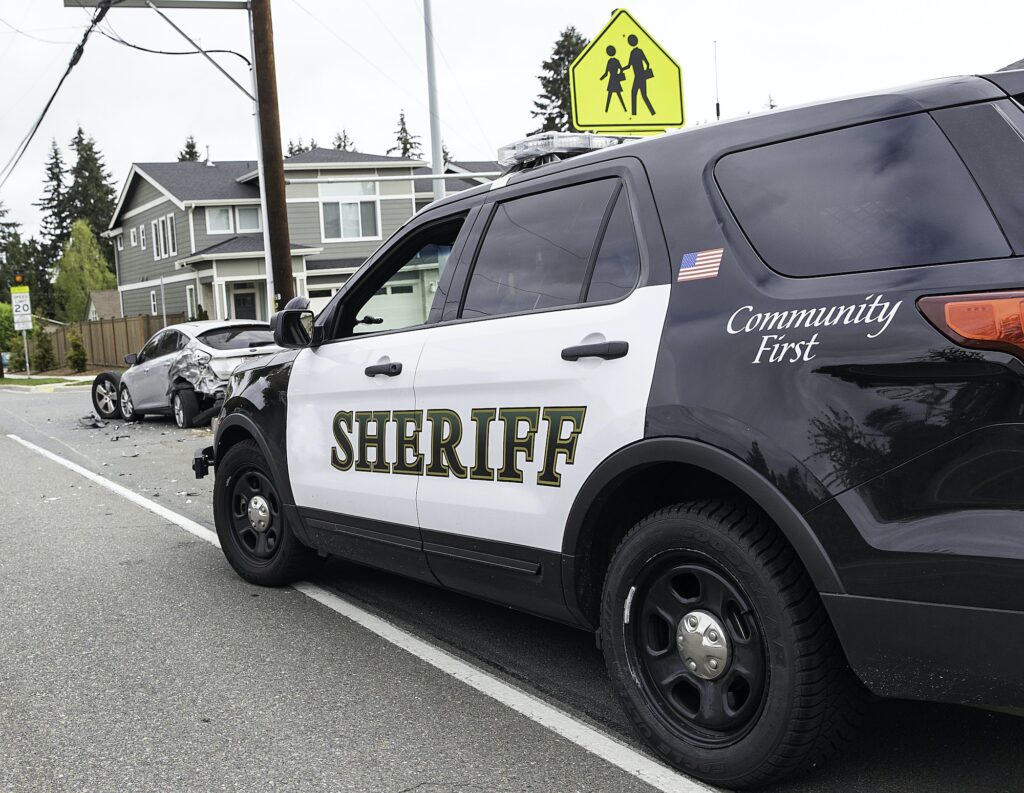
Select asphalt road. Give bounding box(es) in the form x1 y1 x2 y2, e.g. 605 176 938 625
1 385 1022 793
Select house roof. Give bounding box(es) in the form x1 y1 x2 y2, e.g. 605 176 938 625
414 160 500 194
88 289 121 319
283 147 421 165
136 160 260 201
1000 58 1024 71
177 233 322 265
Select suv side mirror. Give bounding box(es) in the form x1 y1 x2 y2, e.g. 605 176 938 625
272 308 318 349
124 352 138 366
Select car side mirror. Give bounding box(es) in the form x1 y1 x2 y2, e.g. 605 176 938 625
124 353 138 366
272 308 318 349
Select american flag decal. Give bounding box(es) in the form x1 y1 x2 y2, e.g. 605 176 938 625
677 248 724 283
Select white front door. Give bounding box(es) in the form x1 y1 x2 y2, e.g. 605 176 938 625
286 331 426 527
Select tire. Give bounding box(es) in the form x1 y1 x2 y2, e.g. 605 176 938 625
119 383 143 422
213 440 317 586
601 500 866 789
91 373 122 419
172 388 199 429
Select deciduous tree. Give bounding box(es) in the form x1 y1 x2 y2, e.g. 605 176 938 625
53 220 116 323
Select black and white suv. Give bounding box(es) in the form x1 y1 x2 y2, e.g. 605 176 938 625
196 70 1024 788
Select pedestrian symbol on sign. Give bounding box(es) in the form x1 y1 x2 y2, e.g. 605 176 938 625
571 9 683 134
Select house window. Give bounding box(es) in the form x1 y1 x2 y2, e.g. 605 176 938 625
206 206 233 234
320 181 379 241
116 235 124 251
150 290 158 316
236 205 262 233
130 227 138 247
186 284 197 319
139 224 146 250
165 213 177 255
152 221 160 261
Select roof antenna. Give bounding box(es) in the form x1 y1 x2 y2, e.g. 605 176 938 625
713 40 721 121
204 145 214 167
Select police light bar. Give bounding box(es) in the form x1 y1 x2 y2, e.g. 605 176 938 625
496 132 628 168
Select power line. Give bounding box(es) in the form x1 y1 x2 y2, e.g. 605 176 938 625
0 16 83 45
0 1 114 192
95 17 251 65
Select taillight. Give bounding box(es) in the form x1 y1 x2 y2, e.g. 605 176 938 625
918 291 1024 357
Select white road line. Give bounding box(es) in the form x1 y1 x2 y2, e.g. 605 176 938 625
7 433 219 548
6 432 713 793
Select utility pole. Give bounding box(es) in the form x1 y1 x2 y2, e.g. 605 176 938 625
422 0 445 202
62 0 293 317
249 0 293 310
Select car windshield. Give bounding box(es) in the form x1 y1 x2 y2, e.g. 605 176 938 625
197 325 275 350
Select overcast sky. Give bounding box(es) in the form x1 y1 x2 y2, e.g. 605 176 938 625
0 0 1021 237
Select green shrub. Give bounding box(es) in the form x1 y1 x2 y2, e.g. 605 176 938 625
9 343 25 372
67 328 87 372
32 330 56 372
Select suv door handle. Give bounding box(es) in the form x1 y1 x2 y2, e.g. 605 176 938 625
365 362 403 377
561 341 629 361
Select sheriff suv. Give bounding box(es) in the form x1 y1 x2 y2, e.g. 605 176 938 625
195 69 1024 788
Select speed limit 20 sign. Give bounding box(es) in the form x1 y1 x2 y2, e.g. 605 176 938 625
11 286 32 331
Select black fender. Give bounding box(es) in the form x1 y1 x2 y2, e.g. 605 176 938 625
214 411 295 507
560 436 844 625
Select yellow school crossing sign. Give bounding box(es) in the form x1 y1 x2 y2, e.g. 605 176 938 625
570 9 684 134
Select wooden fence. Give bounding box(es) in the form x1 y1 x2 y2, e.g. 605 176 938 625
29 314 187 371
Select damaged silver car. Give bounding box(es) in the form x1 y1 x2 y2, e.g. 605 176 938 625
90 321 280 428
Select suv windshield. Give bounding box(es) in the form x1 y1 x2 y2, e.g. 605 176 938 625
198 325 274 350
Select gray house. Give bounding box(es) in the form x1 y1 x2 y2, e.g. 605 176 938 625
106 149 496 320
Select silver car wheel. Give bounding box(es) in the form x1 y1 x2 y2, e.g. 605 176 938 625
94 381 117 414
173 393 184 428
120 386 135 419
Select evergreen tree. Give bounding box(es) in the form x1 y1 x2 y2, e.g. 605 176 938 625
178 135 200 161
531 26 588 133
67 328 87 372
35 140 71 271
65 127 117 272
32 328 56 372
53 220 116 322
387 111 422 159
332 129 356 151
1 233 52 318
287 137 319 156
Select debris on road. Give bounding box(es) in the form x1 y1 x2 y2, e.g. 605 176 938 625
79 414 108 429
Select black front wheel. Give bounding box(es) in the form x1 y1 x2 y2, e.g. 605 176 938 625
214 440 317 586
601 500 866 789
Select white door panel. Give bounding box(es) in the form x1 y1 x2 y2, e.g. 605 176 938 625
287 333 427 525
414 284 670 552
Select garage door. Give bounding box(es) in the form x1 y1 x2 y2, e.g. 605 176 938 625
360 282 425 331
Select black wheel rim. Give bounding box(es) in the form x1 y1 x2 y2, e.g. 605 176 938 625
227 467 282 563
626 551 768 747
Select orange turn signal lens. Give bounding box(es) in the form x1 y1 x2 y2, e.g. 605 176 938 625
918 291 1024 356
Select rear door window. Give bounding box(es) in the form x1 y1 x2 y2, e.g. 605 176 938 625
460 179 627 319
198 325 275 350
715 114 1011 276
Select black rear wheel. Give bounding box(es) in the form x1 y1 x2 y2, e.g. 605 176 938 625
214 440 317 586
601 500 866 789
172 388 198 429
